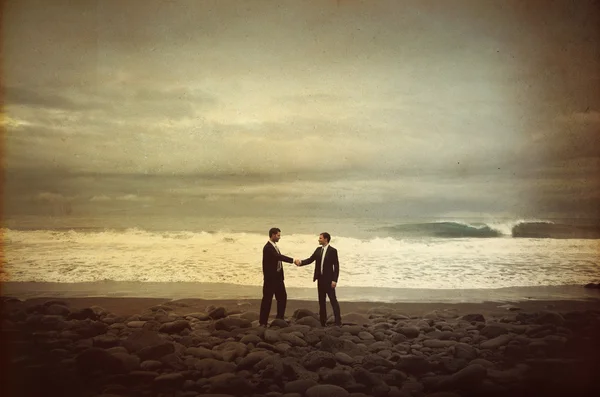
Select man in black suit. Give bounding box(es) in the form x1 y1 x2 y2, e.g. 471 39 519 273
295 232 342 326
259 227 296 327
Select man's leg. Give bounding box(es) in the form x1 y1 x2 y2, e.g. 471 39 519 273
317 281 328 326
259 282 274 326
274 281 287 319
327 286 342 326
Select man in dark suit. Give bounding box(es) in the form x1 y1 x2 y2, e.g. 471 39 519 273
259 227 296 327
295 232 341 326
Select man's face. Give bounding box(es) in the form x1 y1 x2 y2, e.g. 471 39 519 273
272 232 281 242
318 234 327 245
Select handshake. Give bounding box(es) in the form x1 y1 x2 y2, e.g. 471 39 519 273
293 258 302 266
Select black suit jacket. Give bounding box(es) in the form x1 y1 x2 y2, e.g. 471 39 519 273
300 245 339 283
262 242 293 282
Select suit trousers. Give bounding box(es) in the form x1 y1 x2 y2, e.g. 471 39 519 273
317 278 341 326
259 279 287 325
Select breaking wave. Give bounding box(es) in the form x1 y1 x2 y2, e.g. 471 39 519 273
380 220 600 239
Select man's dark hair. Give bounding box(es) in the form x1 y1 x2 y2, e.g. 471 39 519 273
269 228 281 238
320 232 331 242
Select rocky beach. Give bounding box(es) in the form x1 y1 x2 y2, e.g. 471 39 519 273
1 297 599 397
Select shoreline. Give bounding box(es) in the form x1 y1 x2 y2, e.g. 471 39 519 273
5 296 600 319
2 281 600 303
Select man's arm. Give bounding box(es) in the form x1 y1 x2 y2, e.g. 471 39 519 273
332 249 340 286
299 248 319 266
265 244 294 263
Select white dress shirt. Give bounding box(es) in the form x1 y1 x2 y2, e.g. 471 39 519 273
320 244 328 275
270 240 282 271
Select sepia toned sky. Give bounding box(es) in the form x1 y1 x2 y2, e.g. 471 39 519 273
2 0 599 221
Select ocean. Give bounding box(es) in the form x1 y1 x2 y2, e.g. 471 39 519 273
2 215 600 303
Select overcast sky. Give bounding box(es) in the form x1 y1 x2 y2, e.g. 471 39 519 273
3 0 599 221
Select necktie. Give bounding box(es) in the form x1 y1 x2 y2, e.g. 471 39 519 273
274 244 282 272
320 246 326 275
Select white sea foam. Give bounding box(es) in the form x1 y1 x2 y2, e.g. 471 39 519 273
2 227 599 289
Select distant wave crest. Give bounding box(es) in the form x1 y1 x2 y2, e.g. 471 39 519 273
511 222 600 239
380 222 504 238
380 220 600 239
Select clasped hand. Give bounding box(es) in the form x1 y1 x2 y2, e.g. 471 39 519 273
293 258 301 266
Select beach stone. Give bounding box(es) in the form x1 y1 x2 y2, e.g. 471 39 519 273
112 352 140 371
367 340 392 352
281 325 310 334
270 318 290 328
208 307 227 320
264 329 281 343
306 384 349 397
390 332 408 344
302 351 337 370
526 324 555 338
535 311 565 326
140 360 162 370
340 325 364 335
395 355 431 374
439 364 487 389
122 329 165 352
454 342 478 360
293 308 318 320
186 312 210 321
161 352 187 370
237 350 273 369
45 304 71 316
257 342 279 352
352 367 386 388
207 372 254 394
283 357 320 382
469 358 495 368
320 335 366 358
159 320 191 334
285 379 319 394
76 319 110 337
461 314 485 323
342 313 370 325
480 334 512 350
280 332 308 347
256 354 285 381
362 354 394 370
126 320 146 328
153 372 185 389
389 312 410 320
194 358 236 377
215 317 252 331
480 324 508 338
439 357 469 374
93 335 121 348
423 339 456 348
320 369 356 388
214 341 248 362
107 346 129 354
396 327 420 338
358 331 374 341
137 342 175 361
186 346 218 359
297 316 322 327
240 334 262 344
335 352 355 365
367 306 394 317
239 311 260 321
76 347 125 373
